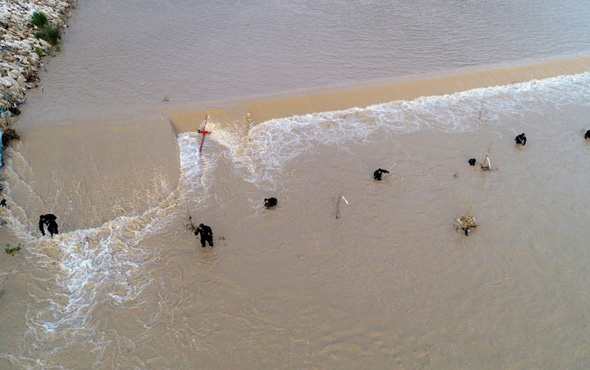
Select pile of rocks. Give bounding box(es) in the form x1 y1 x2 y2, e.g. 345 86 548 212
0 0 76 117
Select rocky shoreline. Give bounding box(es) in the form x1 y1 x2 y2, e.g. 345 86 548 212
0 0 77 121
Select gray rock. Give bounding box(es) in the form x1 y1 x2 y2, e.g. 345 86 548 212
0 77 13 87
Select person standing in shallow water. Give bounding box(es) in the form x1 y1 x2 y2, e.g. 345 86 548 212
373 168 389 181
264 197 278 209
515 133 527 145
39 214 58 237
194 223 214 248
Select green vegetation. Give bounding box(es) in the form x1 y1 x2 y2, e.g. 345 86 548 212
5 244 21 256
35 27 60 45
31 11 61 45
34 47 43 57
31 11 48 28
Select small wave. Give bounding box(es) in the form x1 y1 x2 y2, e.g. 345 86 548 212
195 72 590 188
0 134 206 365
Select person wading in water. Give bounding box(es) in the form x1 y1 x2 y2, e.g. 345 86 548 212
264 197 278 209
515 133 527 145
373 168 390 181
39 214 59 237
194 223 214 248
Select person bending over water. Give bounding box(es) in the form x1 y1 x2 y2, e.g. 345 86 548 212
194 223 214 248
39 214 58 237
373 168 389 181
264 197 278 209
515 133 527 145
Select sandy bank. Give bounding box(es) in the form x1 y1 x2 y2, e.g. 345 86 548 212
168 54 590 133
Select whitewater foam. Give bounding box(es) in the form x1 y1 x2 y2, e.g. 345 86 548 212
200 72 590 188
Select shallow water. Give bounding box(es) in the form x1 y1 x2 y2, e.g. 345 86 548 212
1 1 590 369
19 0 590 124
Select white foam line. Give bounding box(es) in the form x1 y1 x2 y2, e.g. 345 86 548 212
215 72 589 190
0 134 208 363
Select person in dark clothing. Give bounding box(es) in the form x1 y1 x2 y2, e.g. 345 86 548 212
39 214 58 237
0 199 6 207
468 158 476 166
585 130 590 139
515 133 527 145
373 168 389 181
194 223 214 248
264 197 278 209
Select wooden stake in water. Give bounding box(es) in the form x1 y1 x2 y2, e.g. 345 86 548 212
335 194 349 219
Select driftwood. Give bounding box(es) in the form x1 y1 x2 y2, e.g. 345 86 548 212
186 210 196 231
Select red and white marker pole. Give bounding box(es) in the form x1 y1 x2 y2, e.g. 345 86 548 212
198 115 211 154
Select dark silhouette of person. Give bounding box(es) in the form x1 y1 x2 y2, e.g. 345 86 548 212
515 133 527 145
194 223 213 248
39 214 58 237
468 158 476 166
264 197 278 209
0 199 6 207
585 130 590 139
373 168 389 181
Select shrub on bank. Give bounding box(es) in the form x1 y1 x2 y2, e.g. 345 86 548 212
31 11 61 45
31 11 48 28
35 27 60 45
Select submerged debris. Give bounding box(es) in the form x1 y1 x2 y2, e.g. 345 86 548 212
2 128 20 146
186 211 196 231
455 207 478 236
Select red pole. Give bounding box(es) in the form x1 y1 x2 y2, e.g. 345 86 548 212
198 115 211 154
198 130 210 154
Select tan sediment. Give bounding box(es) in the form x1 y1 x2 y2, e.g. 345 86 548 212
167 55 590 133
